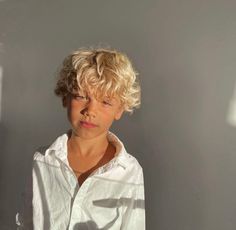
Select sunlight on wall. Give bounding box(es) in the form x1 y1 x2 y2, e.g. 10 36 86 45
227 81 236 127
0 41 3 122
0 66 2 122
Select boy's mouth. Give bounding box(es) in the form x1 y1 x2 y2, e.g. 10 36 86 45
80 121 98 128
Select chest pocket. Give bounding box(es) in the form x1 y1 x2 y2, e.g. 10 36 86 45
80 178 135 229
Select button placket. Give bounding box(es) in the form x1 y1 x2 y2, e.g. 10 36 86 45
68 178 92 229
56 156 78 197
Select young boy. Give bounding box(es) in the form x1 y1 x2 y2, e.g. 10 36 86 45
16 47 145 229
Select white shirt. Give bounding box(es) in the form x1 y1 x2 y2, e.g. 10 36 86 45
16 132 145 229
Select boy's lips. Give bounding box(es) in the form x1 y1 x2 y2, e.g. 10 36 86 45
80 121 98 128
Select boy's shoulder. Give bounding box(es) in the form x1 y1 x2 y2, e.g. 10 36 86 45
108 132 143 168
33 145 51 162
121 151 143 170
33 133 68 161
120 151 144 181
35 145 50 155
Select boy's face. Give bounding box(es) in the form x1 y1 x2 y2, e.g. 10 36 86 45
64 89 124 140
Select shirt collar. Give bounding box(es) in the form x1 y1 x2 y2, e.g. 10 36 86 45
45 131 130 169
106 132 129 169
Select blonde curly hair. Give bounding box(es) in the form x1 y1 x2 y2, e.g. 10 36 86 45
55 47 141 113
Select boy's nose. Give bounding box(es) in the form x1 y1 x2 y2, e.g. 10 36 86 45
83 100 97 118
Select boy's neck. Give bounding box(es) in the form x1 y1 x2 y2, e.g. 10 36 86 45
67 131 110 158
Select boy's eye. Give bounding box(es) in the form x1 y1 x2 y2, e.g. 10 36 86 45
73 94 87 100
103 100 112 106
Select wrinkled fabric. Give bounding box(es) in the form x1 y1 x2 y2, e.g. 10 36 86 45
16 132 145 230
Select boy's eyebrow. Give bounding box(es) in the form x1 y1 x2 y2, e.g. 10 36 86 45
72 90 118 102
103 96 112 100
73 90 87 95
103 95 117 101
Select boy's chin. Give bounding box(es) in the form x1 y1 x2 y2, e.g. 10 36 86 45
71 128 109 140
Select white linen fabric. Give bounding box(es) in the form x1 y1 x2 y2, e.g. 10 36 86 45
16 131 145 230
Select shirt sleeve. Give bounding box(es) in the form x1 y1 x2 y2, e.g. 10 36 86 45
16 173 33 230
121 169 146 230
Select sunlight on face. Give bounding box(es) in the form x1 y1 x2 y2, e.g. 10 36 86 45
227 82 236 127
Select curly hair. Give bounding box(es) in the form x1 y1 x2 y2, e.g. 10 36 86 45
55 47 141 113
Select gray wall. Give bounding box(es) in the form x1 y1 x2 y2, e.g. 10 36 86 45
1 0 236 229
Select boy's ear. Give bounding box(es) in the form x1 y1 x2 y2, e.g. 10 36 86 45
62 97 67 107
115 107 124 120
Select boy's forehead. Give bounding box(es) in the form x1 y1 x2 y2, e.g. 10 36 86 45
76 88 119 101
